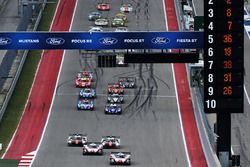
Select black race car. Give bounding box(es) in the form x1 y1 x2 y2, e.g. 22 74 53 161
107 94 124 103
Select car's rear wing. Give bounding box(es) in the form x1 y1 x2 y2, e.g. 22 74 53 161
101 136 120 140
110 152 131 155
68 133 87 136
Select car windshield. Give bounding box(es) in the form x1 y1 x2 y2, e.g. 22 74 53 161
89 143 98 148
84 89 91 93
116 153 125 158
74 136 82 140
80 78 88 81
82 100 89 104
113 85 119 88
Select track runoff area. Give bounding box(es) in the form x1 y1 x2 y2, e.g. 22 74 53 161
2 0 207 167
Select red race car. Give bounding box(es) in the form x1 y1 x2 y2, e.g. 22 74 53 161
96 3 110 11
75 77 92 88
107 83 124 94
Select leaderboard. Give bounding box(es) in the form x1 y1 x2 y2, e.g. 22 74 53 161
204 0 244 113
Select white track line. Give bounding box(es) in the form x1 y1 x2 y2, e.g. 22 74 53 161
30 0 78 166
162 0 191 166
1 1 62 159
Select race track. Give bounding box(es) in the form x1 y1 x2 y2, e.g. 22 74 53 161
32 0 190 166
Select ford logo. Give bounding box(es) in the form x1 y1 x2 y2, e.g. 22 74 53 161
151 37 170 44
46 37 65 45
99 37 118 45
0 37 12 45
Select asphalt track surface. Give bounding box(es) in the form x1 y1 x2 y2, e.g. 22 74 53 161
3 0 76 159
32 0 192 166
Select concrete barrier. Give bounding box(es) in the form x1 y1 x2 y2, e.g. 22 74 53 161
0 3 45 121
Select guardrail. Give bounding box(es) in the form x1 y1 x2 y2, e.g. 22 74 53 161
190 86 222 167
0 3 45 121
178 0 222 165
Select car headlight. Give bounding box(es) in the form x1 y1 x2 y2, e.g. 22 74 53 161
105 108 108 111
118 108 121 111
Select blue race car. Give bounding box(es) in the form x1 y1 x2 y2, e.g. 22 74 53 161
104 103 122 114
77 99 94 110
88 11 102 21
79 88 96 98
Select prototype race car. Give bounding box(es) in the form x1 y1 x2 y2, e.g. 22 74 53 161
88 11 102 21
101 136 120 148
120 4 133 13
115 27 128 32
110 152 131 165
118 77 136 88
107 83 124 94
79 88 96 98
96 3 110 11
76 71 93 80
111 18 125 27
77 99 94 110
115 13 128 22
83 142 103 155
75 77 92 87
107 94 124 103
89 26 103 32
95 18 109 26
104 103 122 114
67 134 87 146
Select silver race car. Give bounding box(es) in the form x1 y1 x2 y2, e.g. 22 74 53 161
110 152 131 165
95 18 109 26
82 142 103 155
118 77 136 88
107 94 124 103
67 134 87 146
101 136 120 148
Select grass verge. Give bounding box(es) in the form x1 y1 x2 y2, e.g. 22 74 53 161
0 1 58 157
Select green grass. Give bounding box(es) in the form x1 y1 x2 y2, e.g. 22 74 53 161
0 0 58 157
0 159 19 167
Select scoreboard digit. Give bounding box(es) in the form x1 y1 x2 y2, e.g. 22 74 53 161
204 0 244 113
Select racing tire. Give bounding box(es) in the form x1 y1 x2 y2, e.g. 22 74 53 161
82 150 87 155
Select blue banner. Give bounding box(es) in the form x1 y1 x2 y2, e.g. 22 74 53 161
0 32 203 50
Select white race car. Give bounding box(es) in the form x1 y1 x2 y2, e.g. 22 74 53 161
83 142 103 155
120 4 133 13
95 18 109 26
67 134 87 146
115 27 128 32
110 152 131 165
101 136 120 148
89 26 103 32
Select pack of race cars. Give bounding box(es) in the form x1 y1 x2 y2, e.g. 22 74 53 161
88 2 133 31
67 134 131 165
73 70 135 165
75 69 136 114
72 1 136 165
